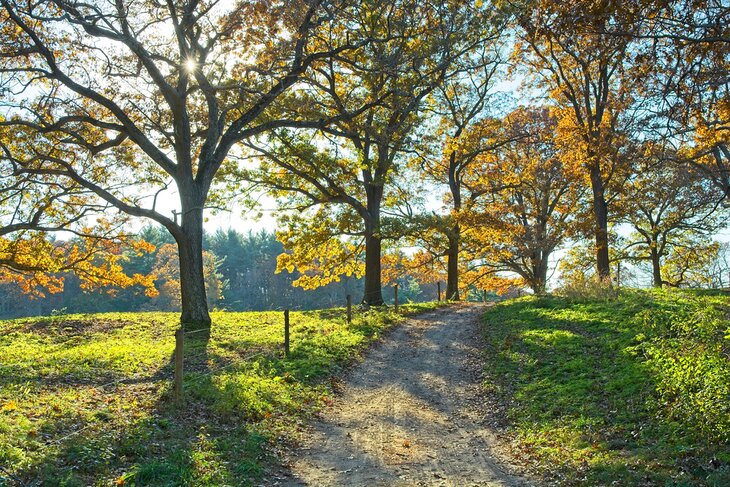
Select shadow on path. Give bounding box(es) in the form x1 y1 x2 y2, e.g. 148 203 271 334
277 305 533 487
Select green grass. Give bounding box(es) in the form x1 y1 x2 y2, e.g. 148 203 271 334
481 289 730 486
0 302 444 486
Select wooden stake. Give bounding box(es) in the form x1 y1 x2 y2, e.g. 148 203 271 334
437 282 441 302
174 328 184 404
394 284 399 312
284 309 290 357
346 294 352 323
483 289 487 303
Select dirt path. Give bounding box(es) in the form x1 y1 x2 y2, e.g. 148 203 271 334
273 304 534 487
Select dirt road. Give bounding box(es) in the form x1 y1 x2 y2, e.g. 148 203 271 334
272 304 533 487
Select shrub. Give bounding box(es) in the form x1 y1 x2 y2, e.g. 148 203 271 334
635 291 730 443
556 274 618 301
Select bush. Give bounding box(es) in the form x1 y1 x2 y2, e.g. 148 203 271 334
556 274 618 301
635 292 730 443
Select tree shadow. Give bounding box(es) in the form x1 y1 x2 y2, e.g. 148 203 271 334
1 305 443 486
3 322 273 486
3 307 369 486
480 295 729 485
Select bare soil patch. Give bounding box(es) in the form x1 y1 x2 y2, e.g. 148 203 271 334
272 304 535 487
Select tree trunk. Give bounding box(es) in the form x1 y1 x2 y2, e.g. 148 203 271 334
363 184 384 306
589 164 611 280
531 251 549 295
176 201 211 328
446 146 462 301
651 247 662 288
531 278 547 296
363 231 384 305
445 225 460 301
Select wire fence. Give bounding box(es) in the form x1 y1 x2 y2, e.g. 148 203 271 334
1 288 452 486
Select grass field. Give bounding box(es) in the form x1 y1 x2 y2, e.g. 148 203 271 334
0 302 443 486
481 289 730 486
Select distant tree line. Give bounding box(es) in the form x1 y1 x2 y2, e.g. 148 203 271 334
0 227 442 319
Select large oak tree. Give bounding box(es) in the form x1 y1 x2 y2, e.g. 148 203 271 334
416 39 507 301
463 107 585 294
0 0 355 326
514 0 642 280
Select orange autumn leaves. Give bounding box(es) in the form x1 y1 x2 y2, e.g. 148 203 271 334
402 107 584 295
272 106 585 297
0 233 157 298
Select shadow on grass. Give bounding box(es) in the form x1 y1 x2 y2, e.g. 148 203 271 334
5 327 276 487
3 306 428 486
481 293 730 486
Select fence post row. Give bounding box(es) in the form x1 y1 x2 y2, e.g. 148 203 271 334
346 294 352 323
174 328 184 404
394 283 399 312
284 309 290 357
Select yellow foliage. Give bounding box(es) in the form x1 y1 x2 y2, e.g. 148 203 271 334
0 232 157 298
1 400 17 412
275 208 365 290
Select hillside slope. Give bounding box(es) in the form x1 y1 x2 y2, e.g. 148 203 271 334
481 290 730 486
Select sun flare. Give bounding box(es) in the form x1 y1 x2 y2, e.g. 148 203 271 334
184 58 197 73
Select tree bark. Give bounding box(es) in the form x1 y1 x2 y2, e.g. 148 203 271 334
445 227 460 300
530 250 550 295
363 184 384 306
176 193 211 328
651 246 663 288
531 278 547 295
446 149 461 301
363 230 384 305
589 164 611 280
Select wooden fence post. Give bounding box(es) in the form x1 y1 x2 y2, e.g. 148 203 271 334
174 328 184 404
483 289 487 303
437 282 441 302
284 309 290 357
346 294 352 323
394 284 399 312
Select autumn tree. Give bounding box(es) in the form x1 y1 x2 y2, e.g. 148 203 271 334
639 1 730 200
414 36 507 300
0 0 355 327
514 0 642 280
406 116 515 300
616 146 726 287
462 107 585 295
246 0 495 305
1 125 156 296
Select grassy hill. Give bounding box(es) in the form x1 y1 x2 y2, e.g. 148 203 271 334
481 289 730 486
4 290 728 486
0 303 442 486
